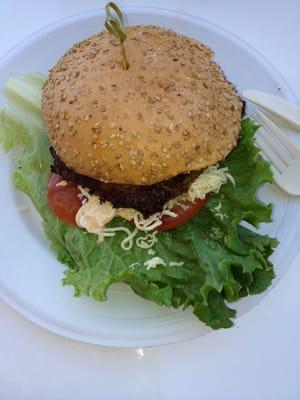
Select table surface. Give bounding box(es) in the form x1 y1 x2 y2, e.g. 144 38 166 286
1 1 300 399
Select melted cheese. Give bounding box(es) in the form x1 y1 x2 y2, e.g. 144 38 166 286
75 190 116 241
76 199 115 234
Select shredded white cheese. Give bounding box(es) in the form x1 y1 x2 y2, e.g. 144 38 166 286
75 165 234 250
128 262 140 270
102 227 138 250
165 165 233 208
169 261 184 267
187 165 232 202
55 180 68 187
144 257 166 270
133 212 163 232
128 258 184 271
136 231 158 249
75 189 115 239
144 258 185 270
117 208 139 221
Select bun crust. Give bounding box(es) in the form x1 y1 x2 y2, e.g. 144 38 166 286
42 25 242 185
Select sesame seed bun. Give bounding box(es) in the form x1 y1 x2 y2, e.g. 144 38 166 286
42 25 243 185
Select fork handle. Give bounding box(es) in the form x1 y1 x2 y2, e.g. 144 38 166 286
243 90 300 131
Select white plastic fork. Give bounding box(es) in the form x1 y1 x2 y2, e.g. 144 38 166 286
254 109 300 196
243 90 300 131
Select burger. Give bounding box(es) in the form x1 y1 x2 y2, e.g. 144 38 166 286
1 3 277 329
42 16 243 237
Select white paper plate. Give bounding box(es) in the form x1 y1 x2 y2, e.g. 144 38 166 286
1 7 300 348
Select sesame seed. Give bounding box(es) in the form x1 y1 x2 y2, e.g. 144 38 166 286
62 111 70 120
92 123 102 135
154 125 161 133
148 96 156 104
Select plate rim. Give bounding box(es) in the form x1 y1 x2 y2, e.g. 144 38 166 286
0 6 298 348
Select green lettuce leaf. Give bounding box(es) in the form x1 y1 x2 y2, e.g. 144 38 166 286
0 75 278 329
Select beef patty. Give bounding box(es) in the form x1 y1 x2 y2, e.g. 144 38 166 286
50 147 199 217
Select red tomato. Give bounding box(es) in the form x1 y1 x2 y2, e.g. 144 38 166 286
157 197 209 231
47 173 82 226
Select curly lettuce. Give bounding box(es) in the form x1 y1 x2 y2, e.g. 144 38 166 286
0 75 278 329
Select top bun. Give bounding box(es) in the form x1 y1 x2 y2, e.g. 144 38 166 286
42 25 242 185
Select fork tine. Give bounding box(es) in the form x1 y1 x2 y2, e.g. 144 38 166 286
256 109 299 157
255 136 286 173
270 168 285 188
257 126 290 166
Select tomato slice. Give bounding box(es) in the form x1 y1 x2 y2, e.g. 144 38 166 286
157 197 209 231
47 173 82 226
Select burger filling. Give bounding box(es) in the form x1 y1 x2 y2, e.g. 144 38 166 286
48 160 234 250
50 146 200 217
